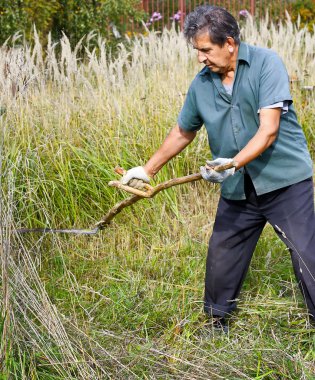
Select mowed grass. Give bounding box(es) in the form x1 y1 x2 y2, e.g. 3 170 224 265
32 216 315 379
1 16 315 379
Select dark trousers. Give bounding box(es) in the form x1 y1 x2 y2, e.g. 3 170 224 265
204 175 315 319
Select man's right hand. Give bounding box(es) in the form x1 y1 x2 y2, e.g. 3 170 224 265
121 166 151 190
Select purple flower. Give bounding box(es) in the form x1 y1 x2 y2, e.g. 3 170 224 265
172 14 180 21
239 9 250 18
170 10 183 22
146 12 163 26
151 12 163 21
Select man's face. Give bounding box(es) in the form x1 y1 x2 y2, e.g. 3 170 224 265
192 32 233 74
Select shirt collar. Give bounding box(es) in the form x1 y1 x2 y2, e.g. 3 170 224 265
200 42 251 76
237 42 251 65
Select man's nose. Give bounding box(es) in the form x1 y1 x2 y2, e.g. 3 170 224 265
197 50 207 63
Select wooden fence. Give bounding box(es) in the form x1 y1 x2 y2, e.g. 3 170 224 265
140 0 292 30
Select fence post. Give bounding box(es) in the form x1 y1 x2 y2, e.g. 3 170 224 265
142 0 149 13
179 0 185 31
250 0 256 16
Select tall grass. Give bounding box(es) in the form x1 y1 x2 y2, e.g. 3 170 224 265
0 15 315 379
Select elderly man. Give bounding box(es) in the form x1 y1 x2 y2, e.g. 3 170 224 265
121 5 315 330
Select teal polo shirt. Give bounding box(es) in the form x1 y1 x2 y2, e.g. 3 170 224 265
178 42 313 200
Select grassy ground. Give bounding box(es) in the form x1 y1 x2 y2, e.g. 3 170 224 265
1 16 315 379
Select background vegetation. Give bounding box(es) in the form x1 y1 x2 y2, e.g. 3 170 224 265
0 11 315 380
0 0 145 44
1 0 315 46
290 0 315 29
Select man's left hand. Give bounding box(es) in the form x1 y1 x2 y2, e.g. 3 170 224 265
200 158 236 183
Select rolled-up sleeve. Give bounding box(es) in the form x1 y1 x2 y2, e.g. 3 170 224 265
177 82 203 132
258 52 293 109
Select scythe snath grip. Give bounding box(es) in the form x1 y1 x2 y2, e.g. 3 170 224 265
108 161 235 198
95 161 235 229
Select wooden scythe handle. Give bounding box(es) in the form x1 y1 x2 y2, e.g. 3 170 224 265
108 161 235 198
95 161 235 229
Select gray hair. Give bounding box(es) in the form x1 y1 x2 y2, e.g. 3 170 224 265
183 5 240 46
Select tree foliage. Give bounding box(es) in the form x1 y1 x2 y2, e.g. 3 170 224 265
0 0 145 44
290 0 315 30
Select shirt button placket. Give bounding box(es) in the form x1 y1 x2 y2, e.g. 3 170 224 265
231 104 241 151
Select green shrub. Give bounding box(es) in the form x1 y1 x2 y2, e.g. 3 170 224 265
290 0 315 30
0 0 146 45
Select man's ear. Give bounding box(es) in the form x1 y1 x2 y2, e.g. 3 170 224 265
226 37 236 53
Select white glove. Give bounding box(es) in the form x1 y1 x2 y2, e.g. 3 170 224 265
200 158 235 183
121 166 151 189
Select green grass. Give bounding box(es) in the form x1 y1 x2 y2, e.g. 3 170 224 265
1 16 315 379
32 224 315 379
